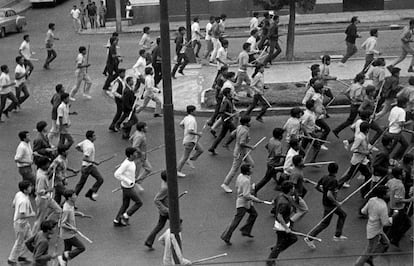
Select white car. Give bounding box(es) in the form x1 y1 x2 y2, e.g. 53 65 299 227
0 8 26 38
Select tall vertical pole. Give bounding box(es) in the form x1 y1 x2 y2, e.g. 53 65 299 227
185 0 191 43
115 0 122 32
159 0 181 249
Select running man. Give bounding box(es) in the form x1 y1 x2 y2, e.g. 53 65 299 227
388 19 414 72
44 23 59 70
70 46 92 100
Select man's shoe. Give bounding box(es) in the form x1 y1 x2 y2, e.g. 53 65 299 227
333 131 340 138
221 184 232 193
186 160 195 169
144 241 154 250
208 148 217 155
113 219 127 227
320 144 329 151
85 190 97 201
177 171 186 177
343 140 349 150
154 114 162 117
408 66 414 73
241 232 254 238
342 182 350 188
333 235 348 241
304 237 316 249
109 126 119 132
121 215 130 226
57 255 67 266
3 110 9 118
256 117 264 123
17 257 31 263
7 259 17 265
221 236 232 245
386 65 394 72
178 70 185 76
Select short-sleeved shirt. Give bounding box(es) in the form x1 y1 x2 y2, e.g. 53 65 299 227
216 47 227 69
15 141 33 167
236 174 253 209
361 197 390 239
290 167 305 197
56 102 70 126
130 130 147 154
15 64 26 86
191 22 200 41
275 193 292 223
266 137 283 166
388 106 406 134
300 109 316 134
249 17 259 31
77 139 95 166
180 114 197 144
75 53 86 74
233 125 250 157
45 29 54 47
350 132 369 165
283 117 301 142
350 118 363 136
317 174 338 207
133 56 146 76
283 148 299 174
139 33 152 51
0 72 12 94
237 51 249 72
205 22 212 41
13 191 34 222
60 202 76 239
19 40 31 60
386 178 405 210
70 8 80 19
347 82 364 105
246 36 258 53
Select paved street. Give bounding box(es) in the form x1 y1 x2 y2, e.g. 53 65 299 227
0 1 413 265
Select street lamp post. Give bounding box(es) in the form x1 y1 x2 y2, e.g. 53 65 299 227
115 0 122 32
159 0 182 253
185 0 196 63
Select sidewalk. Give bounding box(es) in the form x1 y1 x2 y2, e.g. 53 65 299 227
0 0 31 13
80 8 414 35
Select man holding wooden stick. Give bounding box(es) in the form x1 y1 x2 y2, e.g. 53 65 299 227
304 162 348 249
70 46 92 101
130 122 152 191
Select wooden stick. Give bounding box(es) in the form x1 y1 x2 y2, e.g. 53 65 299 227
292 231 322 242
299 135 330 143
223 111 241 122
66 223 93 243
98 154 117 164
112 169 164 193
259 94 272 108
363 175 389 199
74 211 93 219
370 80 386 123
303 139 315 162
307 177 373 235
193 253 228 264
304 178 317 185
242 137 266 161
336 79 350 88
274 161 335 170
325 96 336 108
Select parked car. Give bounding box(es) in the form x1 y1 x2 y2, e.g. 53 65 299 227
0 8 26 38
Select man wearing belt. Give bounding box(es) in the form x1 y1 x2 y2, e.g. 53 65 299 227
14 130 35 186
74 130 104 202
234 43 253 92
57 93 74 150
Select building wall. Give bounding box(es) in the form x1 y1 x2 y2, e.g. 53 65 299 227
106 0 414 23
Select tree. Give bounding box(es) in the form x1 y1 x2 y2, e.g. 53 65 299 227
254 0 316 61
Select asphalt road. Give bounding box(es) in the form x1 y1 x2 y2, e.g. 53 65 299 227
0 1 412 265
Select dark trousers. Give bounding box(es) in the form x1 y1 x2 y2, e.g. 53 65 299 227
122 112 138 138
369 121 383 145
64 236 85 260
208 93 223 126
333 104 360 135
244 94 269 119
115 187 143 221
221 206 258 242
339 163 371 187
385 209 412 246
263 40 281 65
0 92 19 118
210 120 236 150
362 54 375 73
75 165 104 195
110 98 123 129
387 132 408 160
171 53 188 77
44 49 57 67
267 231 298 266
58 132 74 151
102 64 118 91
257 35 268 51
18 166 35 185
341 41 357 63
145 214 169 246
254 164 281 195
153 63 162 86
115 109 131 129
23 59 34 77
15 83 30 105
355 233 389 266
309 206 347 237
54 182 66 206
316 118 331 140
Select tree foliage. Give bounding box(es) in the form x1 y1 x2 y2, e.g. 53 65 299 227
253 0 316 12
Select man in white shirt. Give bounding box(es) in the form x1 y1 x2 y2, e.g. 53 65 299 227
216 39 231 70
132 49 147 83
249 12 259 32
388 96 410 160
176 105 204 177
246 29 260 62
139 26 153 61
361 29 380 73
204 16 214 60
283 138 300 175
57 93 74 150
113 147 143 226
44 23 59 70
191 17 203 58
19 35 34 77
70 46 92 100
74 130 104 202
14 131 35 185
15 56 30 107
7 180 35 265
70 5 81 32
134 66 162 117
0 64 19 121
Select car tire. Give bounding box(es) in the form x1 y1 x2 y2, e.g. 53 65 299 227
0 27 5 38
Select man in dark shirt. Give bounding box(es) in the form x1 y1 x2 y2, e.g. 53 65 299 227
340 16 361 64
151 37 162 86
33 121 55 164
208 87 236 155
103 36 121 91
257 12 270 50
263 15 281 67
115 76 136 130
267 181 297 266
372 136 393 186
171 27 189 79
25 220 57 266
305 162 347 249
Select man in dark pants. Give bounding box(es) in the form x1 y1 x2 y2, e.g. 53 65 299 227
340 16 361 65
221 164 265 245
263 15 281 67
114 76 135 131
103 36 121 91
74 131 104 202
305 162 347 250
145 171 169 249
151 37 162 86
208 88 236 155
257 12 270 51
171 27 189 79
267 181 297 266
108 68 126 132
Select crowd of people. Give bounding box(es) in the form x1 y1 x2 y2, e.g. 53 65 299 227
2 7 414 266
